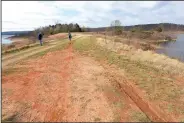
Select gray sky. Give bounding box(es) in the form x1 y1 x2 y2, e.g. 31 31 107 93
2 1 184 31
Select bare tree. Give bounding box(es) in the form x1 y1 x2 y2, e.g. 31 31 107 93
160 23 164 32
105 27 109 44
110 20 123 48
111 20 123 35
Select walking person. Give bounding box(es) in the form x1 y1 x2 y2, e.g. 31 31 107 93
38 32 43 46
68 31 72 42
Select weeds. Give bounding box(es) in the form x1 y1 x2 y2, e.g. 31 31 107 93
73 35 184 117
2 43 40 55
2 67 27 76
28 40 69 59
2 113 17 122
2 41 53 56
94 117 101 122
130 111 151 122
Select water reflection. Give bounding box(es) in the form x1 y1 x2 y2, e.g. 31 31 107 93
156 34 184 62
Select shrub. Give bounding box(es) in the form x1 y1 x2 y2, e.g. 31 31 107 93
140 43 155 51
165 36 172 41
111 20 123 35
7 44 16 49
155 27 163 32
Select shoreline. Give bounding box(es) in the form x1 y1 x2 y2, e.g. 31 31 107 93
3 32 184 61
97 32 184 63
97 36 184 74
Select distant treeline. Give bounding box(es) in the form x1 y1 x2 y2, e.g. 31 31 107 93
3 23 184 37
86 23 184 32
8 23 83 37
33 23 83 35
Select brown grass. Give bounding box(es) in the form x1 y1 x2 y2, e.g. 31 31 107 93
73 35 184 121
96 36 184 75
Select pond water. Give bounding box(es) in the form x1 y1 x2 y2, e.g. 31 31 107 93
2 35 14 44
156 34 184 62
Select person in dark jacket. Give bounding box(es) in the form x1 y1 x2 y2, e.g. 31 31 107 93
68 31 72 41
38 32 43 46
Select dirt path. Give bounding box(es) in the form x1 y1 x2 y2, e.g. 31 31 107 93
2 36 81 69
2 42 106 121
2 45 56 68
2 37 177 122
2 45 41 61
2 40 148 122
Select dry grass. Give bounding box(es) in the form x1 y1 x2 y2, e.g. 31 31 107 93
97 37 184 75
94 117 101 122
130 110 151 122
73 35 184 120
2 43 41 55
74 36 183 95
2 66 28 76
28 40 69 59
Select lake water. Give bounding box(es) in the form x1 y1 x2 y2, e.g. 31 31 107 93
156 34 184 62
2 35 14 44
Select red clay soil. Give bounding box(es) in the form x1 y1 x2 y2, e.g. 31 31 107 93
2 42 116 122
111 75 176 122
101 63 177 122
2 42 177 122
2 44 73 121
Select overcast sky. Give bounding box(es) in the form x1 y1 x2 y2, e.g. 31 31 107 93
2 1 184 32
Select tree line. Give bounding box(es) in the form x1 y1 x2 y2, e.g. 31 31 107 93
86 22 184 33
14 21 184 38
35 23 83 35
15 23 85 37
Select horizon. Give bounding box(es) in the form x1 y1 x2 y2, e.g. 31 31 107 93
2 1 184 32
2 22 184 33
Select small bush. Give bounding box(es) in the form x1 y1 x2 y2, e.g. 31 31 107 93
155 27 163 32
114 38 122 43
140 43 155 51
7 44 16 49
115 30 122 35
165 36 172 41
131 28 136 32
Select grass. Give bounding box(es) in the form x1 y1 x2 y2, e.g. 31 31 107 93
3 35 184 121
2 38 70 75
24 39 69 60
94 117 101 122
2 37 65 56
3 36 81 71
180 118 184 122
3 88 13 97
2 43 42 55
73 35 184 117
167 104 174 113
74 36 184 99
130 111 151 122
101 85 127 122
2 114 17 122
2 67 27 76
102 85 125 108
99 35 184 75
